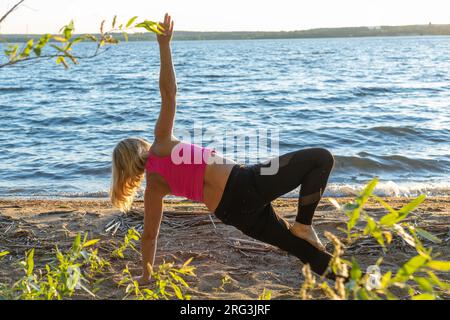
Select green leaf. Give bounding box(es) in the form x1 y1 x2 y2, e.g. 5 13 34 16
56 56 69 69
72 233 81 251
414 277 434 292
100 20 106 34
126 16 138 28
380 271 392 288
136 20 164 35
379 211 399 226
82 239 100 248
171 283 183 300
383 231 393 244
426 271 450 290
258 288 272 300
348 207 360 231
123 32 129 42
411 293 435 300
348 178 379 231
358 178 378 204
20 39 34 58
62 20 75 40
381 194 426 226
394 255 428 282
112 15 117 28
5 44 20 60
33 34 51 57
182 257 194 268
415 228 442 244
426 260 450 272
33 48 42 57
398 194 426 216
356 288 371 300
350 258 362 280
0 251 9 258
27 249 35 276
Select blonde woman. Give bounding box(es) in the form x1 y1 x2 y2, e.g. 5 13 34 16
111 13 343 284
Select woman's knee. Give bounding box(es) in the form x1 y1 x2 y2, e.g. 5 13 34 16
312 148 335 169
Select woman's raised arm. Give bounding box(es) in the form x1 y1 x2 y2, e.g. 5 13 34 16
154 13 177 142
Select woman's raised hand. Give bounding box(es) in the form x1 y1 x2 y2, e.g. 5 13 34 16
157 13 174 46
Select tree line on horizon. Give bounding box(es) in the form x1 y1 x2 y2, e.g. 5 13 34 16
2 24 450 43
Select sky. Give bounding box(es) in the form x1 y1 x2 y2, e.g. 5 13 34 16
1 0 450 34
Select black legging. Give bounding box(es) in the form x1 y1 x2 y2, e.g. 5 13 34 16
214 148 336 278
249 148 334 225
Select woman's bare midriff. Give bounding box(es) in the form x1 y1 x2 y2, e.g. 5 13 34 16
203 154 237 213
149 141 237 213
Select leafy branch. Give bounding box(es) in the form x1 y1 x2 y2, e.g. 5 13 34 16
1 15 163 69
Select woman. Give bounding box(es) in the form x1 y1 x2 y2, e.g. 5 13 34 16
111 14 339 284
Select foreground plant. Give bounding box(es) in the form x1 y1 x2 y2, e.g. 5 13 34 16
111 228 141 259
302 178 450 300
1 233 109 300
258 288 272 300
119 258 196 300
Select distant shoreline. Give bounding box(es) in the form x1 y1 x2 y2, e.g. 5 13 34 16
2 24 450 42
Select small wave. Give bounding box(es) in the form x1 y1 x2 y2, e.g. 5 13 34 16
48 86 91 94
334 154 449 173
311 50 337 55
305 95 356 103
0 87 28 93
76 165 111 175
363 126 419 136
30 116 88 126
353 86 393 97
353 85 444 97
53 78 76 84
356 126 450 143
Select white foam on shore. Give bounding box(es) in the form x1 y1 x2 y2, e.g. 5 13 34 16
1 181 449 200
325 181 450 197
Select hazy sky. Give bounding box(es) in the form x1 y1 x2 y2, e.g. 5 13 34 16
1 0 450 34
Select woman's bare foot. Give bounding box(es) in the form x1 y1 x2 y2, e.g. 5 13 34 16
289 223 326 251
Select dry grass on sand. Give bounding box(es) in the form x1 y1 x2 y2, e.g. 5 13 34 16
0 197 449 299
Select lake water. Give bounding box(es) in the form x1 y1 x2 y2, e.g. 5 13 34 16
1 36 449 198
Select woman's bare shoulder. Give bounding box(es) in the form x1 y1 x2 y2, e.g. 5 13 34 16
150 136 181 157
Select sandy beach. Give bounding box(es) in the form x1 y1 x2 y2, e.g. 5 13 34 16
0 197 449 300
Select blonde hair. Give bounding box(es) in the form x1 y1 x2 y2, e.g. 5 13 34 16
110 137 151 212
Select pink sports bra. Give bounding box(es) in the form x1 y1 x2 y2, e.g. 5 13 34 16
145 142 215 202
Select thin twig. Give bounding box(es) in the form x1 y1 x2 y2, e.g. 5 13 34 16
0 47 111 69
0 0 25 25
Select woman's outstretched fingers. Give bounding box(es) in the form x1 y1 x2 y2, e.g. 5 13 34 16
157 14 174 44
